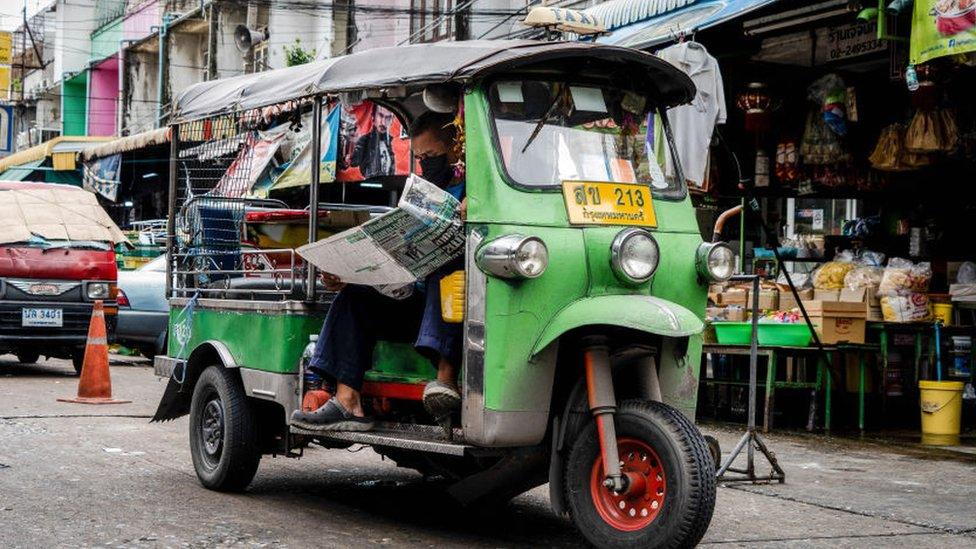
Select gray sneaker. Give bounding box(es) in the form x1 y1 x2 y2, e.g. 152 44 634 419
291 399 374 431
423 380 461 419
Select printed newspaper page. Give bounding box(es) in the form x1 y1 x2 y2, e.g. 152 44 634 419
297 174 464 287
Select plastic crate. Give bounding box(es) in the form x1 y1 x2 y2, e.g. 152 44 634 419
757 323 812 347
713 322 754 345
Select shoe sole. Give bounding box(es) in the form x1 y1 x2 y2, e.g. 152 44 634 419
423 391 460 419
291 419 375 432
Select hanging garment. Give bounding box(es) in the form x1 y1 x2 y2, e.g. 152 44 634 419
656 41 727 188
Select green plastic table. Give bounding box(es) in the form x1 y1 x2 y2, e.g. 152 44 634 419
702 344 835 432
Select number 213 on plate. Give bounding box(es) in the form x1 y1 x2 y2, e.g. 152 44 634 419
561 181 656 228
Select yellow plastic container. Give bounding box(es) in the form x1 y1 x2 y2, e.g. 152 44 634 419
439 270 466 323
918 380 964 446
932 302 953 326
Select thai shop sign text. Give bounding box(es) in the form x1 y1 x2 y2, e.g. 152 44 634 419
815 22 886 64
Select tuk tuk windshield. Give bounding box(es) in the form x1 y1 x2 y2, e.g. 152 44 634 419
488 79 685 199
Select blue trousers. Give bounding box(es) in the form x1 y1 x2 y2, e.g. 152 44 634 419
309 269 463 391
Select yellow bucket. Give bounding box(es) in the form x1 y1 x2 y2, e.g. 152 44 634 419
932 302 953 326
919 380 964 445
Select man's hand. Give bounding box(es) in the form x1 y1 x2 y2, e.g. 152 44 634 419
459 197 468 221
320 272 346 292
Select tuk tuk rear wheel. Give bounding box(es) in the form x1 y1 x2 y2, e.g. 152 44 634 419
564 400 715 549
189 366 261 492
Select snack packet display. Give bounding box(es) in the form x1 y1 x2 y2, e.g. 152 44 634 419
878 258 932 296
814 261 855 290
845 266 883 291
760 309 802 323
880 294 931 322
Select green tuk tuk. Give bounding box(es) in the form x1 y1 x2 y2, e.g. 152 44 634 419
153 33 735 548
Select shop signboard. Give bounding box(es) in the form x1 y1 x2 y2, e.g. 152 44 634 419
910 0 976 64
815 21 886 64
0 31 11 64
0 31 10 102
0 105 13 155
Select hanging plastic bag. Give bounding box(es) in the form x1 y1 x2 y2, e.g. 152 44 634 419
906 111 943 153
869 125 904 170
939 109 959 152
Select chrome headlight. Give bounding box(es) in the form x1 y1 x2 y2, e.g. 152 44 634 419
611 228 659 284
476 234 548 279
86 282 110 299
696 242 735 282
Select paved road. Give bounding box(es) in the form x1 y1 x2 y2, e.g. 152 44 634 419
1 356 975 547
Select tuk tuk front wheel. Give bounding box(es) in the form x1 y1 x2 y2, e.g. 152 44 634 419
564 400 716 549
189 366 261 492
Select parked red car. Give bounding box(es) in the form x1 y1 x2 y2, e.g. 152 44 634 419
0 182 127 373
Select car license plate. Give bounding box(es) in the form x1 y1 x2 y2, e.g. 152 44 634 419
561 181 656 228
21 308 63 327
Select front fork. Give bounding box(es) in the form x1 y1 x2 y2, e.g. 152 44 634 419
583 336 626 493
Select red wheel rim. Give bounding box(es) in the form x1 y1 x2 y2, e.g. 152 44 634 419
589 438 666 532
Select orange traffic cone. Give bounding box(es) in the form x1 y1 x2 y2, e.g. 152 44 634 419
58 300 130 405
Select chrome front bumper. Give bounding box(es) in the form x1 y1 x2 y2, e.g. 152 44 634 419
153 355 185 378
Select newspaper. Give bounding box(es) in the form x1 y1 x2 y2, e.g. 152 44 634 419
297 174 464 288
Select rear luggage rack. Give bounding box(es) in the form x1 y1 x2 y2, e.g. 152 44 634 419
290 421 476 456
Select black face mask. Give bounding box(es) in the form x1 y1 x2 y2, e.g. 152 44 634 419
419 154 454 187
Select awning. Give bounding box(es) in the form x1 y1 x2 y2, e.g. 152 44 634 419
0 136 114 173
172 39 695 123
0 159 45 181
79 127 172 162
590 0 779 50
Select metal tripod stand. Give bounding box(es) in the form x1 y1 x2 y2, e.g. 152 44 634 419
715 275 785 484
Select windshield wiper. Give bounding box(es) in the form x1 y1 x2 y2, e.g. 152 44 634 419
520 87 563 155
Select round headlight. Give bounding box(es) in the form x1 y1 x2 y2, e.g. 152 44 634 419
513 237 548 278
611 228 659 284
477 234 548 279
696 242 735 282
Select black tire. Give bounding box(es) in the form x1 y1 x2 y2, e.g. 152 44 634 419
16 351 40 364
71 350 85 375
139 345 157 361
189 365 261 492
564 400 716 549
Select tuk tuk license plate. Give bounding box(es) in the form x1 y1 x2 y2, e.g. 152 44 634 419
22 308 63 327
561 181 656 227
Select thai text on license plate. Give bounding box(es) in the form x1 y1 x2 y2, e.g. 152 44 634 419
561 181 656 227
22 308 63 327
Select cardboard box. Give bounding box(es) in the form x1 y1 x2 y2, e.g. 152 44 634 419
803 300 867 344
840 287 883 322
814 289 841 301
779 288 814 310
758 289 779 310
714 288 749 307
726 307 746 322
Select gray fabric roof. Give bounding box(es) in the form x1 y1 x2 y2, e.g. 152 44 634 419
171 40 695 123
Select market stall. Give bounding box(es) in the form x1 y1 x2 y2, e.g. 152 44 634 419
595 0 976 442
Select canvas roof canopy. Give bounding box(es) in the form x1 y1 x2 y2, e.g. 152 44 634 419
171 39 696 123
79 127 172 162
0 182 128 245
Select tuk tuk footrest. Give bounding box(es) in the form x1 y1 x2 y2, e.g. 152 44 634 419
290 421 472 456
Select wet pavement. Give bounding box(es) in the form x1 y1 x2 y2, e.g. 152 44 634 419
1 355 975 547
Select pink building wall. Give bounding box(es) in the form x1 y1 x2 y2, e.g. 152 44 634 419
123 0 161 41
88 55 120 136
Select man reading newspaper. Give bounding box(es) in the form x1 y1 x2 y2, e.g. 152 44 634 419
293 112 467 431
